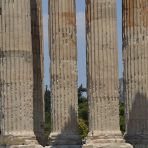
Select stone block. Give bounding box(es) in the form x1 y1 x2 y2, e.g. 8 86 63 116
0 145 43 148
82 143 133 148
133 145 148 148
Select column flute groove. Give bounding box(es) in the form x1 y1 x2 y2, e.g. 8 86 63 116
48 0 81 146
0 0 40 145
123 0 148 147
30 0 44 145
84 0 132 147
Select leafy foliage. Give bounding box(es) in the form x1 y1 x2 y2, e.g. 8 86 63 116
78 100 88 123
44 85 51 113
78 85 88 123
44 112 51 137
44 86 51 137
119 102 125 133
78 118 89 139
78 84 89 139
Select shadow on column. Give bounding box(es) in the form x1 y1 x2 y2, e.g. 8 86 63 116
30 0 45 146
125 92 148 147
49 106 82 147
0 79 3 136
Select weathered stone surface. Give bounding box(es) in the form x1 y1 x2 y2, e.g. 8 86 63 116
0 0 44 145
83 143 133 148
85 0 132 147
0 0 35 142
0 145 43 148
30 0 45 145
132 145 148 148
85 0 121 139
122 0 148 147
48 0 81 146
49 133 81 145
0 145 82 148
46 145 82 148
0 136 38 146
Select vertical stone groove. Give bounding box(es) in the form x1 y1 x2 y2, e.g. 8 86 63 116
49 0 81 145
85 0 125 144
0 0 36 145
123 0 148 146
30 0 44 145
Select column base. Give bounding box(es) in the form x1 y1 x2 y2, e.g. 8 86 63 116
85 131 125 144
49 133 82 145
82 143 133 148
132 145 148 148
45 145 82 148
35 135 46 146
125 134 148 148
0 135 38 145
0 145 43 148
83 131 133 148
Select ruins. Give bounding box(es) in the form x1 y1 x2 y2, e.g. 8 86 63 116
0 0 147 148
0 0 44 147
0 0 36 145
48 0 81 146
123 0 148 147
83 0 132 148
30 0 44 145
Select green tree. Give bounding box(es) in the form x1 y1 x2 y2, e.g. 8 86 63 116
44 86 51 137
78 98 88 124
78 84 87 101
78 118 89 139
119 102 125 133
44 85 51 113
78 84 89 139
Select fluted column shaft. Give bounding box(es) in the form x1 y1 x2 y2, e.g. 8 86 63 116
123 0 148 146
30 0 44 145
0 0 36 145
49 0 81 145
85 0 124 144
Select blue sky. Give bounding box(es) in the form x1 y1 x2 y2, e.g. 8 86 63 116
42 0 122 87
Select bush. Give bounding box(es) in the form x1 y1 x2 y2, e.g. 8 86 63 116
78 118 89 139
44 112 51 137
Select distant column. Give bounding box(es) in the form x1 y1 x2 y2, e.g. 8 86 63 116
123 0 148 147
0 0 37 145
48 0 81 146
30 0 45 145
83 0 132 147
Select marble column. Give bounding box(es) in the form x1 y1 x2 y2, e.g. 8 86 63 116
48 0 81 146
30 0 45 145
83 0 132 147
123 0 148 147
0 0 37 145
